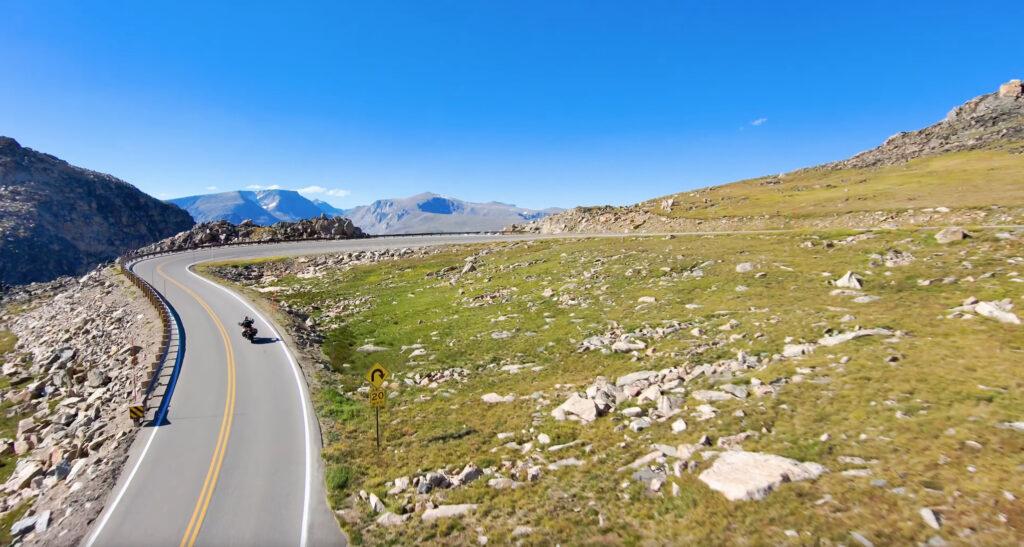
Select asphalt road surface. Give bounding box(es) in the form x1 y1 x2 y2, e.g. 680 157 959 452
85 234 532 547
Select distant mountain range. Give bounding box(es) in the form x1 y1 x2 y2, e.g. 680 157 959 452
342 193 562 234
0 137 195 284
168 190 339 225
168 190 562 235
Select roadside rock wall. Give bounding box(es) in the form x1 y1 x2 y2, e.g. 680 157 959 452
0 267 162 545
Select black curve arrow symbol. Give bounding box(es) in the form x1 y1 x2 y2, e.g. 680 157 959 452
371 369 385 383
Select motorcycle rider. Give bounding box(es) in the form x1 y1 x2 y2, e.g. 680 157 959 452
239 316 257 341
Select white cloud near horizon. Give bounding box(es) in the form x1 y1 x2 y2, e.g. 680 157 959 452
297 185 352 198
750 117 768 126
204 185 218 191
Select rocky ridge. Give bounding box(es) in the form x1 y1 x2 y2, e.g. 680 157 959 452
829 79 1024 170
136 215 364 254
0 137 194 285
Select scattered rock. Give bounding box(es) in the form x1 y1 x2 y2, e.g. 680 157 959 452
481 393 515 404
376 512 409 526
817 328 893 347
834 271 864 289
367 492 385 513
920 507 942 530
629 418 651 432
698 451 827 501
974 300 1021 325
552 393 600 422
512 525 533 538
421 504 478 522
388 476 410 495
935 227 970 244
782 343 816 358
455 464 484 486
850 531 874 547
10 514 38 537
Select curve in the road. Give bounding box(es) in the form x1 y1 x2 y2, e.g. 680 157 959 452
185 265 314 547
168 264 238 547
86 234 526 547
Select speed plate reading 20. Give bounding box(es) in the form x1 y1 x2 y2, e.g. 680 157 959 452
369 387 386 408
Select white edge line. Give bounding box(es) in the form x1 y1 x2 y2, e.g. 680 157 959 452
84 426 160 547
84 260 169 547
186 263 312 547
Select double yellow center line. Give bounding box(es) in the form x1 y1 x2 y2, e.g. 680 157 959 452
156 263 237 547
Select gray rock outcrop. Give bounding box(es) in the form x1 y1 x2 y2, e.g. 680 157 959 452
0 137 195 284
135 215 364 254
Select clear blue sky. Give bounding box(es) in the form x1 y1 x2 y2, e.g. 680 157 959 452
2 1 1022 209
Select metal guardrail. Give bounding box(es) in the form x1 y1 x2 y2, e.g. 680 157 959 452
118 257 178 422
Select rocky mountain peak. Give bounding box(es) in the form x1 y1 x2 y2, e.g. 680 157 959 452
998 79 1023 98
0 136 21 152
830 78 1024 170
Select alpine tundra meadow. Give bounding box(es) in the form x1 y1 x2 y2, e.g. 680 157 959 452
1 2 1022 546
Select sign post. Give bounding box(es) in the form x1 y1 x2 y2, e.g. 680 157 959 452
128 340 144 424
365 364 389 450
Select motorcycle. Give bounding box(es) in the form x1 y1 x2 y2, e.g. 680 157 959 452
239 317 258 343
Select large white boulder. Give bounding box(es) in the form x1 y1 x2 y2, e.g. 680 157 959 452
834 271 864 289
698 451 827 501
552 393 599 422
975 301 1021 325
935 227 970 244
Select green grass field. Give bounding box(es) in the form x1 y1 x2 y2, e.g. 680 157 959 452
643 146 1024 220
207 229 1023 545
0 330 16 359
0 330 30 486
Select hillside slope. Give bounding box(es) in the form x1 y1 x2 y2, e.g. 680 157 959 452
517 79 1024 234
343 192 561 234
0 137 195 284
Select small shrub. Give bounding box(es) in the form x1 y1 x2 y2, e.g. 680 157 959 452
326 464 354 492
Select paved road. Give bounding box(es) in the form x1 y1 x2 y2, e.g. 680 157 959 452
85 235 529 547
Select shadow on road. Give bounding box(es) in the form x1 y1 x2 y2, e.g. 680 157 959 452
251 337 281 345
